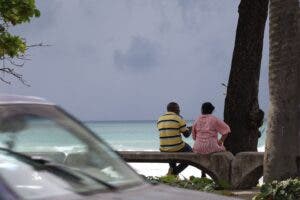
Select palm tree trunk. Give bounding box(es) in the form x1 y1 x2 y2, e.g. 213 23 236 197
224 0 269 155
264 0 300 182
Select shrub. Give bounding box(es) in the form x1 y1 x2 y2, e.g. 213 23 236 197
146 175 218 192
253 178 300 200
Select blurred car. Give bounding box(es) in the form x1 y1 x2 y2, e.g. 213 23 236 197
0 95 237 200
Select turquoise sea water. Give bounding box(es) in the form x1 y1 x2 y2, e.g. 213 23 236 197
86 120 267 151
0 120 266 153
0 120 266 177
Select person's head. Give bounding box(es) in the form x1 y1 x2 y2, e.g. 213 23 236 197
201 102 215 114
258 109 264 123
167 102 180 115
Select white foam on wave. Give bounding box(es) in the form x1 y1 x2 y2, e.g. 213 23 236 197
258 145 265 152
129 163 205 178
116 149 159 152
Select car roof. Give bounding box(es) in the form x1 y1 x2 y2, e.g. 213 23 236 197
0 94 54 105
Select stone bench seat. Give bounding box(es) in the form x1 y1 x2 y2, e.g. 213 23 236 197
24 150 264 189
118 151 264 189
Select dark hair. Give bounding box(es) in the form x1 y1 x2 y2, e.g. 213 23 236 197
167 102 179 113
258 109 264 120
258 109 265 126
201 102 215 114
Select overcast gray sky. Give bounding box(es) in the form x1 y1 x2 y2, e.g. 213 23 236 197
0 0 269 121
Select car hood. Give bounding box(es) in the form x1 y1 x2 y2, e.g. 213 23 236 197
57 183 239 200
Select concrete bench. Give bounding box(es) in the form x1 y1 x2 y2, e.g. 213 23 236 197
118 151 264 189
25 150 264 189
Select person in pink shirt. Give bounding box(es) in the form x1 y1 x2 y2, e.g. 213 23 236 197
192 102 231 154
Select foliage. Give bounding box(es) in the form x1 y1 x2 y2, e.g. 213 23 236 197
147 175 221 192
0 0 40 84
0 0 40 25
0 32 26 57
253 178 300 200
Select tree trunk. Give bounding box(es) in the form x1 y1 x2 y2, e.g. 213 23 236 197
224 0 269 155
263 0 300 182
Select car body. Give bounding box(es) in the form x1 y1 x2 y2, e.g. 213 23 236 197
0 95 237 200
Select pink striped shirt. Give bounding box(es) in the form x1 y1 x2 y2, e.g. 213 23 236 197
192 115 230 154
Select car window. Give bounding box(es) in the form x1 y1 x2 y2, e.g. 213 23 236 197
0 104 143 192
0 116 87 154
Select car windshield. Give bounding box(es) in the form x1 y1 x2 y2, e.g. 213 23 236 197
0 104 143 197
0 149 113 199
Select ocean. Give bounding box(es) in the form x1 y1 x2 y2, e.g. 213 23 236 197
86 120 267 178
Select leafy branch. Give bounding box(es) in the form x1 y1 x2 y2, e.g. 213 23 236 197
0 0 41 85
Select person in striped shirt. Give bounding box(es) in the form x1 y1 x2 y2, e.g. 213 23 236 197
157 102 192 176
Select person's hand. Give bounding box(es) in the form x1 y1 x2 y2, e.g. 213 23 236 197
217 139 223 146
183 130 191 138
183 127 192 138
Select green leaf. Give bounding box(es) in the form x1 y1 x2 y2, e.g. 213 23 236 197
0 0 40 59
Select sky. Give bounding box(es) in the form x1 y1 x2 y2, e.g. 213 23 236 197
0 0 269 121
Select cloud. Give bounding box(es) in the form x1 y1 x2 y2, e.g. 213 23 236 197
113 36 161 71
0 0 269 121
176 0 235 31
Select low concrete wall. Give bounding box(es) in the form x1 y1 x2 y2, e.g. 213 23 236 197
119 151 264 189
119 151 234 184
26 150 264 189
231 152 264 189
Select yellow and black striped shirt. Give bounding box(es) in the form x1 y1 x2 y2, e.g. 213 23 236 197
157 112 189 152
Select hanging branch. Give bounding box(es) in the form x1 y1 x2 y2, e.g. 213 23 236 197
0 60 30 86
0 42 49 85
26 42 50 49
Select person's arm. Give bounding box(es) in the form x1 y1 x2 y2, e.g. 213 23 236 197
178 117 191 138
215 118 231 146
183 126 192 138
192 123 197 140
218 134 228 146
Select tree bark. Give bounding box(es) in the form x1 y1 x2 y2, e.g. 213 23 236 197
224 0 269 155
263 0 300 182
